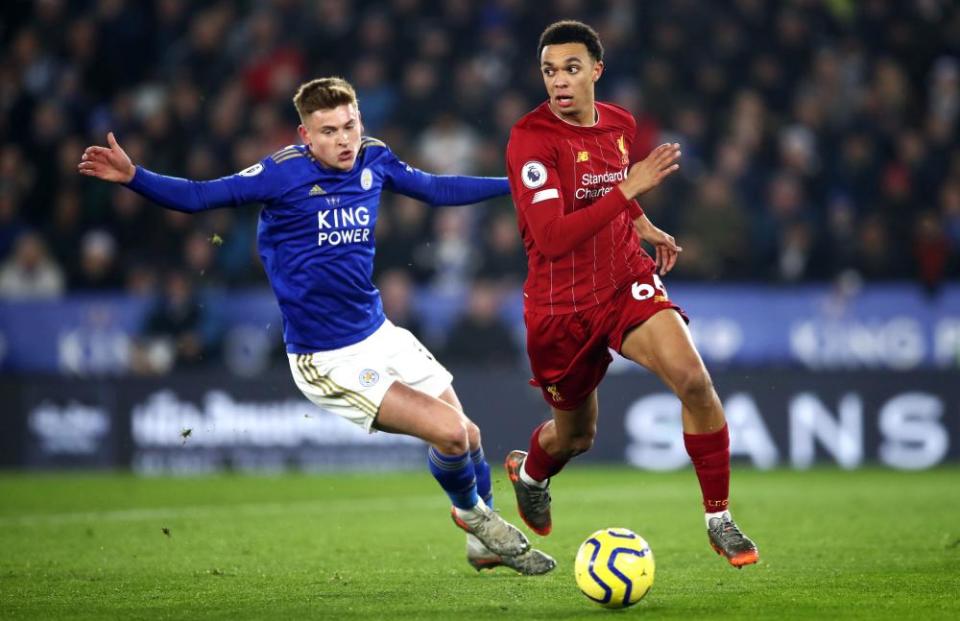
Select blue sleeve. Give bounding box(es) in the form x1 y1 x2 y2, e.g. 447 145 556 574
381 149 509 206
124 160 277 213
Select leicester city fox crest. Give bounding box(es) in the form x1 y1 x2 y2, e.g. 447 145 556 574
359 368 380 387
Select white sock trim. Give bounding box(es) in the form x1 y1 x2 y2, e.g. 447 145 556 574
705 510 730 527
519 459 549 488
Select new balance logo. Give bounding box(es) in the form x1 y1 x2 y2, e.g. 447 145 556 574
309 184 326 196
576 151 590 162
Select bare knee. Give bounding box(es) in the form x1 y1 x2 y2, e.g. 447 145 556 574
434 419 470 455
465 421 481 452
674 365 716 409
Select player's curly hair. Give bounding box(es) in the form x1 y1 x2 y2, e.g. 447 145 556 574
538 20 604 63
293 77 358 120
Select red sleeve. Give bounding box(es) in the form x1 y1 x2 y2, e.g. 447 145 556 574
507 129 632 260
523 186 632 259
627 200 644 219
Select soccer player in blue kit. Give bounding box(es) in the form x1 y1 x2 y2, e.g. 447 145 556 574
79 77 555 575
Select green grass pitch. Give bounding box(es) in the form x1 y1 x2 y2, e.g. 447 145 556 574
1 466 957 619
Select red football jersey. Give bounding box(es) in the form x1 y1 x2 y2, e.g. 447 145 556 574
506 101 655 314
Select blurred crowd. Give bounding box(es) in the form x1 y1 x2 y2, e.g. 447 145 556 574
1 0 959 367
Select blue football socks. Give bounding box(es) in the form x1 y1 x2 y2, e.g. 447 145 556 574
427 446 479 510
471 446 493 509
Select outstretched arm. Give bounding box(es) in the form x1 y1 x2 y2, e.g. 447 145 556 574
78 132 272 212
382 155 509 206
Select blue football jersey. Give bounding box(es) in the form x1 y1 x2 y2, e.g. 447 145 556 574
126 138 509 352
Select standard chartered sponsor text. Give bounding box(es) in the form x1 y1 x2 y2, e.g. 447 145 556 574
577 167 628 200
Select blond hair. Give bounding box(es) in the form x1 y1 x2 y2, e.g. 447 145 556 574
292 77 357 120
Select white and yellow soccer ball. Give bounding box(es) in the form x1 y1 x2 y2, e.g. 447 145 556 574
574 527 655 608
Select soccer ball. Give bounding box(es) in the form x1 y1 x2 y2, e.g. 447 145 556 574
574 527 655 608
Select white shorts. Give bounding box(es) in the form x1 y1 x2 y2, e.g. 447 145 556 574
288 320 453 432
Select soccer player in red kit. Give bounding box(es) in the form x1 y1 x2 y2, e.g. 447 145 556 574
504 20 759 568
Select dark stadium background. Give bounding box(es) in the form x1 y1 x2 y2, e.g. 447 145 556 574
1 0 958 472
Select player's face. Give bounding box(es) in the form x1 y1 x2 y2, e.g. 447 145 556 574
298 103 363 171
540 43 603 125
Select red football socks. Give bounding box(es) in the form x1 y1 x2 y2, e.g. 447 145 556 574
683 424 730 512
523 421 568 482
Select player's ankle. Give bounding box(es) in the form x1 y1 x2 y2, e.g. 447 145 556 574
704 509 731 527
520 460 549 488
454 498 490 522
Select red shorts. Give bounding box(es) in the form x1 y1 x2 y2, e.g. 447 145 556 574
524 271 687 410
